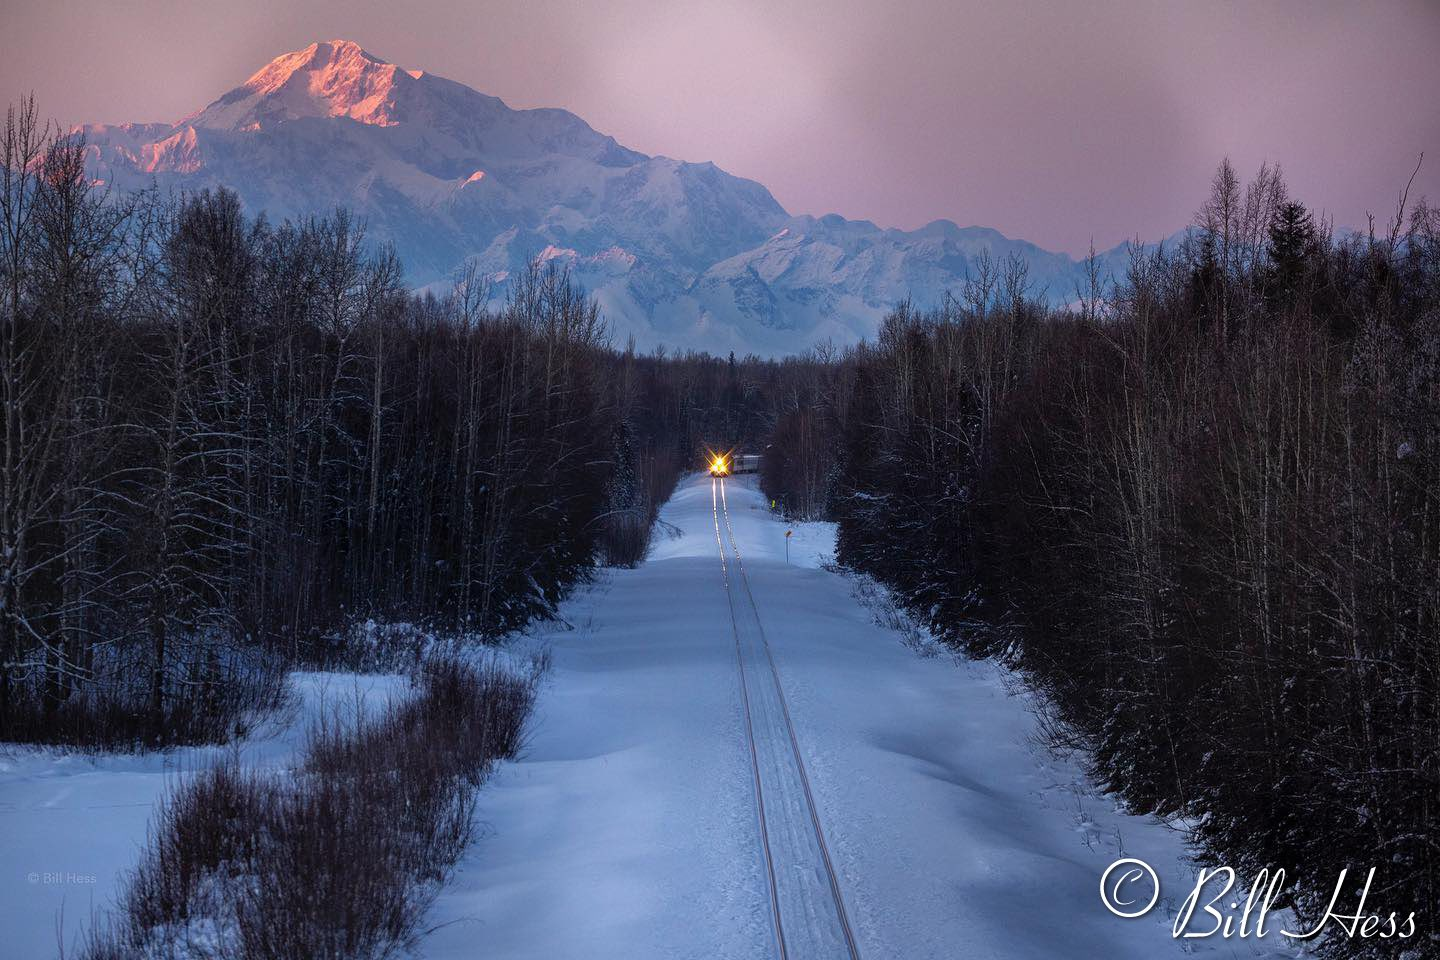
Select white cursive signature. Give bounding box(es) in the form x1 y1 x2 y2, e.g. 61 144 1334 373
1101 859 1418 941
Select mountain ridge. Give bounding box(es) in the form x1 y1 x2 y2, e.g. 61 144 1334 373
79 39 1140 356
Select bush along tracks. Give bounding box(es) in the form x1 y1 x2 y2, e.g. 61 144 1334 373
75 654 545 960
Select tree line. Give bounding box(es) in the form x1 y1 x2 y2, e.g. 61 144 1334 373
0 98 815 747
762 160 1438 958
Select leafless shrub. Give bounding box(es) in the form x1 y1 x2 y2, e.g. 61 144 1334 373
79 654 541 960
599 510 652 567
2 644 287 750
844 569 940 658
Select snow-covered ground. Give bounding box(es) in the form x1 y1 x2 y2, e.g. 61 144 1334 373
0 672 409 959
418 473 1297 959
2 474 1301 958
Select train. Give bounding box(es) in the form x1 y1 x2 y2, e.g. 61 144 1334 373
707 452 760 476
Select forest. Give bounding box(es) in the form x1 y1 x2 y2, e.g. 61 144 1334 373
763 160 1439 959
0 98 782 747
4 87 1436 958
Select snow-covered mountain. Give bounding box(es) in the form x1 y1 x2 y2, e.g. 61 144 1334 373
81 40 1130 356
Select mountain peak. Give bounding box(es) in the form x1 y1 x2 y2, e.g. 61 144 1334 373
247 40 383 87
190 39 418 130
78 39 1121 356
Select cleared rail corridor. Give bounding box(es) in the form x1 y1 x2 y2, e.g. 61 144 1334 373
712 476 861 960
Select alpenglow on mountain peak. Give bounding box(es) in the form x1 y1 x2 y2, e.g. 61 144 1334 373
190 39 426 130
80 40 1129 357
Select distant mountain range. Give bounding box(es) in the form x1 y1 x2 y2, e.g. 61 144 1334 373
80 40 1145 357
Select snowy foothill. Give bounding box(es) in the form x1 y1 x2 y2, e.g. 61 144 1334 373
417 473 1299 959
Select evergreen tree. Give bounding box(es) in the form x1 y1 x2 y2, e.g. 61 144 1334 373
1266 199 1314 313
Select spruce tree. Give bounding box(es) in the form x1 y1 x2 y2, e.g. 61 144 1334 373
1266 200 1314 313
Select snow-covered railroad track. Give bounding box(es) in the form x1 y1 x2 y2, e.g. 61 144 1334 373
712 477 861 960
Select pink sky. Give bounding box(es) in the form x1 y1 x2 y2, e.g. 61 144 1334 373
3 0 1436 254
